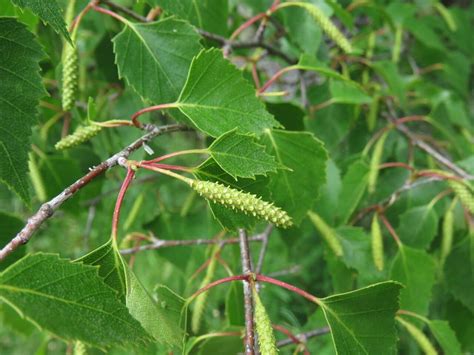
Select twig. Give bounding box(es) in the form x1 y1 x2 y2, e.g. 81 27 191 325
384 101 473 180
277 327 331 347
120 234 264 255
256 224 273 273
351 176 443 224
196 29 296 65
94 1 297 65
239 229 256 355
100 0 148 22
0 124 187 261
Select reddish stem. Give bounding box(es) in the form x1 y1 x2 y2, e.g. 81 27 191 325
379 162 415 172
251 63 261 89
378 214 401 246
131 103 177 128
258 67 294 94
414 171 460 181
256 274 319 303
272 324 300 344
111 168 135 239
92 4 128 23
70 1 94 32
230 13 267 40
140 162 191 172
145 149 206 164
272 325 310 355
394 115 426 125
190 275 248 299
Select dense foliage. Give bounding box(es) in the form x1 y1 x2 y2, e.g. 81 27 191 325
0 0 473 354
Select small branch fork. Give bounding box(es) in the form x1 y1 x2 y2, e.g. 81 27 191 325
239 229 256 355
0 124 187 261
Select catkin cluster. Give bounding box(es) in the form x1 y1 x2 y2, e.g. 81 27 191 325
304 3 352 53
55 125 102 150
190 180 293 228
62 0 78 111
448 180 474 214
62 41 79 111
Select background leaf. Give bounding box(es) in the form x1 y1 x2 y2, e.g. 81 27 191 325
11 0 71 43
0 18 46 202
209 130 278 179
390 245 436 316
0 253 148 347
152 0 228 35
445 236 474 313
176 49 279 137
78 239 185 348
261 130 328 225
319 281 402 354
397 205 438 249
113 17 202 104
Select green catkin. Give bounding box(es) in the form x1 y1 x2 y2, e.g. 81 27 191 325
448 180 474 214
371 213 384 271
440 201 455 266
55 124 102 150
392 25 403 63
253 290 278 355
308 211 343 256
368 131 388 194
62 0 79 111
190 180 293 228
367 94 380 132
191 249 218 334
280 2 352 53
397 318 436 355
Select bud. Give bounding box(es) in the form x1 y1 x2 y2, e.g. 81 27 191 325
190 180 293 228
55 125 102 150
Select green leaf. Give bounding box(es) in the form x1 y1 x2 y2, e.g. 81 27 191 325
208 130 279 179
78 239 127 301
77 239 185 348
0 253 148 347
428 320 462 355
152 0 228 35
372 61 406 107
176 48 279 137
113 17 202 104
261 130 328 225
11 0 71 43
445 235 474 313
396 205 438 249
329 80 372 104
0 18 46 202
319 281 402 354
336 159 369 224
0 212 24 271
390 245 436 316
336 226 383 284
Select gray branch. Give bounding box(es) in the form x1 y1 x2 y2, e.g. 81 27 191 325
0 124 187 261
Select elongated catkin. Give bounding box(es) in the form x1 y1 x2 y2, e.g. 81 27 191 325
190 180 293 228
